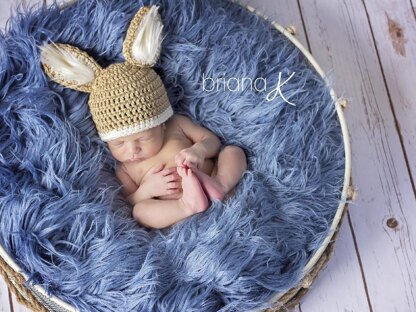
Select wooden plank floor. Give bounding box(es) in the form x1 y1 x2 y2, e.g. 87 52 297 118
1 0 415 311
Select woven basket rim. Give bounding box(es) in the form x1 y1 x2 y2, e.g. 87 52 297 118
0 1 352 311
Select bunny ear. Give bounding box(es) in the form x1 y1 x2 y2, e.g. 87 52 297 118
40 43 102 93
122 5 164 67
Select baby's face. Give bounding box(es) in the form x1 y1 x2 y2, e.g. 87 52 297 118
107 124 165 163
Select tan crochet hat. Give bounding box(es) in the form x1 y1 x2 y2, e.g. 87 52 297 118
39 5 173 142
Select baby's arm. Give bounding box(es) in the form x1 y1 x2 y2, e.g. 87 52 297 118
116 165 138 197
173 114 221 161
116 165 150 205
116 164 181 205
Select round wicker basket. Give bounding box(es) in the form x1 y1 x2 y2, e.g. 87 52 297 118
0 1 355 311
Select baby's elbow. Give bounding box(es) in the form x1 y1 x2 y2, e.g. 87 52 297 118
122 185 137 197
204 131 219 144
212 135 222 151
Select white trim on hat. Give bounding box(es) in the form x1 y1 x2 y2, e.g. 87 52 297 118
99 105 174 142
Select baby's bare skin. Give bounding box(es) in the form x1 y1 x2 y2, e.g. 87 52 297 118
122 119 215 200
110 114 247 229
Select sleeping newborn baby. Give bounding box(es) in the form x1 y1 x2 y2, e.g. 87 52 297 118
109 115 246 229
40 5 246 229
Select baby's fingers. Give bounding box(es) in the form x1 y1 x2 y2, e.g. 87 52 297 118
184 160 197 168
161 167 177 176
175 153 186 166
165 172 181 182
166 188 182 194
167 181 181 189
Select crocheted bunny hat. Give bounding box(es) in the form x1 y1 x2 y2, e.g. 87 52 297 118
40 5 173 142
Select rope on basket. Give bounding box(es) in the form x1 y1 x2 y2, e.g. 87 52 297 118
0 256 48 312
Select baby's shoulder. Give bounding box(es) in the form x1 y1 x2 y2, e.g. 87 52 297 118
169 114 192 125
115 163 125 180
168 114 200 130
166 114 192 132
115 163 127 175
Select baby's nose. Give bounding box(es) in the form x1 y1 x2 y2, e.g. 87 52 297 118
127 142 141 153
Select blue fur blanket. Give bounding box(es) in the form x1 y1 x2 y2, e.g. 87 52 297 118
0 0 345 311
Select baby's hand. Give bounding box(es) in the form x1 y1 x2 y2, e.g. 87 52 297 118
175 146 205 169
142 164 182 198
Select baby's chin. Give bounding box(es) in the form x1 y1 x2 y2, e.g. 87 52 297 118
124 157 145 164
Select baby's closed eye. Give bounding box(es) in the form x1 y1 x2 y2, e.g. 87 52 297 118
110 141 124 147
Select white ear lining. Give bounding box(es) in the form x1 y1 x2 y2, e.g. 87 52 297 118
131 5 164 66
40 43 98 86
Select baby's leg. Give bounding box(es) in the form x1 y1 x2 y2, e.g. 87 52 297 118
193 146 247 200
133 199 190 229
215 145 247 192
133 167 209 229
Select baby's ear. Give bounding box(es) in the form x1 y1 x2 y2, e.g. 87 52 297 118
39 43 102 93
122 5 164 67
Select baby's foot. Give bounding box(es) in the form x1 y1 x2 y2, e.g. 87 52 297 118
191 167 227 201
177 166 209 215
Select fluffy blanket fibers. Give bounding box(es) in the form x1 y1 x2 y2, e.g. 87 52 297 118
0 0 345 311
